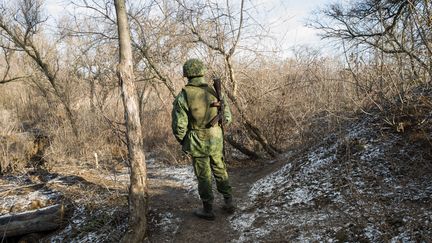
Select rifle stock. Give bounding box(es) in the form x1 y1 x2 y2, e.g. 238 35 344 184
211 77 226 159
212 77 224 127
208 113 223 127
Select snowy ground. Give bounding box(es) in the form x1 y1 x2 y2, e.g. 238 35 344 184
230 117 432 242
51 159 199 242
0 158 199 242
0 175 63 215
147 158 198 197
146 158 199 239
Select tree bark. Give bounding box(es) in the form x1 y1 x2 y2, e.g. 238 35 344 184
114 0 148 242
0 204 65 238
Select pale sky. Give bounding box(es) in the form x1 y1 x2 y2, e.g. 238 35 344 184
44 0 336 56
251 0 332 48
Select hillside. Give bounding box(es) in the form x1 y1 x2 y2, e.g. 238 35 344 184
231 112 432 241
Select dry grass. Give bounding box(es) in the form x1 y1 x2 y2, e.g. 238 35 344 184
0 109 34 174
0 44 430 171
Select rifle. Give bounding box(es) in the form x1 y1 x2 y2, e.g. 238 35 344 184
208 77 226 159
208 77 225 128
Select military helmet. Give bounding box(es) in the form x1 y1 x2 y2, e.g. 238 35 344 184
183 58 206 78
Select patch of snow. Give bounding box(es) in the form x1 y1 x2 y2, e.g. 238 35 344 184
306 145 337 170
154 212 181 234
231 213 256 230
289 187 311 205
230 119 432 242
296 232 329 243
359 144 383 161
147 159 198 197
77 232 98 242
102 158 198 197
49 206 127 243
248 163 292 201
50 206 86 243
364 224 382 241
0 189 61 214
390 232 415 243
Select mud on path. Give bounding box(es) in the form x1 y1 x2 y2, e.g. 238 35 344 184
146 157 287 243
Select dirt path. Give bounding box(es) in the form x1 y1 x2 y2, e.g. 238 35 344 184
146 159 285 243
0 156 288 243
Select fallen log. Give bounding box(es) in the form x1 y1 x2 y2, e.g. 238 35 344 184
226 134 260 159
0 204 65 238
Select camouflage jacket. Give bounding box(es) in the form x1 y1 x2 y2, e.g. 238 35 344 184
172 77 232 157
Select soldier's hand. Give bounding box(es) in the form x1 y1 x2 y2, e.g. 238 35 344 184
210 101 221 107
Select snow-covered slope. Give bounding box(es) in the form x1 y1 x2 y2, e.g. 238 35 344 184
231 117 432 242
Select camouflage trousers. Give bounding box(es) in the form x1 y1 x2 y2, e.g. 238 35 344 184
192 155 232 203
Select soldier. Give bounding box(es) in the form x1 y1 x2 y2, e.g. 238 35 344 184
172 58 235 220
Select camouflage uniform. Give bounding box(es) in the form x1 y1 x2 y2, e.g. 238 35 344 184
172 59 233 218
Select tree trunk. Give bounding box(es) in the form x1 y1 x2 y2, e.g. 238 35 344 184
114 0 148 242
0 204 65 238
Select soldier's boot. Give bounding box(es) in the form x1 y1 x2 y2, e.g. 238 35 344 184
222 196 236 214
194 201 215 220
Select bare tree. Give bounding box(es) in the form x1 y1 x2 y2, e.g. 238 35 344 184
127 0 191 98
176 0 280 157
69 0 175 130
0 0 79 137
114 0 148 242
313 0 432 83
0 47 30 84
67 0 281 158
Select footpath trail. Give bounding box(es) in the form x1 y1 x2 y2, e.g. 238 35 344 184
146 158 285 243
0 156 284 243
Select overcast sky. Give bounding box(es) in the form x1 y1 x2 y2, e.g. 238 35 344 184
44 0 335 56
252 0 332 49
